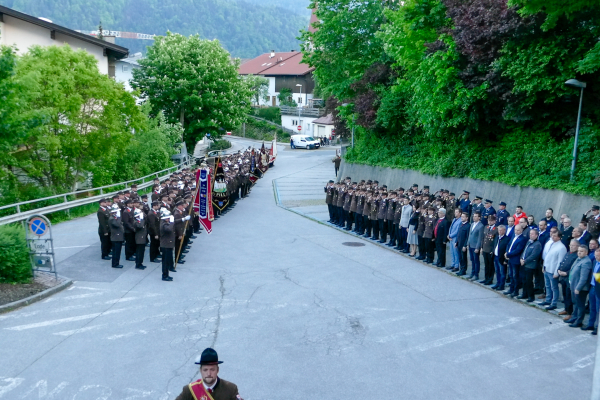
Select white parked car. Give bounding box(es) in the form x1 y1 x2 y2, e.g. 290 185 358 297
290 135 320 150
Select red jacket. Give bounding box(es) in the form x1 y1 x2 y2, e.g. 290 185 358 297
513 212 528 225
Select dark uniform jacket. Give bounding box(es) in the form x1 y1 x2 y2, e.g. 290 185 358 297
386 199 396 221
109 216 124 242
370 198 379 220
343 191 352 212
175 377 239 400
160 220 175 249
122 208 135 233
133 218 147 245
481 206 496 226
423 214 435 239
416 212 426 236
496 209 509 226
97 207 110 235
471 202 485 221
585 214 600 238
561 226 574 248
356 194 364 216
377 198 388 220
482 224 498 253
173 208 185 238
445 199 457 223
325 186 334 205
147 210 160 239
350 192 358 212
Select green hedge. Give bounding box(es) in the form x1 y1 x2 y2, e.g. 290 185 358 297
209 139 232 151
0 224 32 284
233 118 291 143
345 123 600 198
251 107 281 124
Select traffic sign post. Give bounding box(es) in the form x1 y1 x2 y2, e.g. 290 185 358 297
297 125 302 131
25 215 57 279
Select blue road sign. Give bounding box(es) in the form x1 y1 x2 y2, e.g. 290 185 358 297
30 217 47 236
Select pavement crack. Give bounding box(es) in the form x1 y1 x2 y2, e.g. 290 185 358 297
211 276 226 348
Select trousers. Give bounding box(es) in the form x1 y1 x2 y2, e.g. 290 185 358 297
99 231 111 258
469 247 481 277
378 219 387 242
150 236 161 261
124 232 135 259
111 241 123 268
587 286 600 329
483 252 495 282
135 243 145 268
523 268 536 299
160 247 173 278
508 261 521 294
543 271 560 306
494 257 506 288
572 289 590 325
435 241 446 267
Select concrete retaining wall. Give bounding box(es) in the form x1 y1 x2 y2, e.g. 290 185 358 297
338 162 599 223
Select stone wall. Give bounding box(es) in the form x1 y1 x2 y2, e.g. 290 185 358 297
338 161 599 223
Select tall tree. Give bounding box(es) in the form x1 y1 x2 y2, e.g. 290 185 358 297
244 75 270 106
132 32 251 147
8 45 142 192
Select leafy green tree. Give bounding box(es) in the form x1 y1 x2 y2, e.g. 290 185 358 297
8 45 142 193
132 32 251 148
244 74 270 105
277 88 297 106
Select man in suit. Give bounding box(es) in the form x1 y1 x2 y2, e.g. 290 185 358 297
447 208 462 271
175 348 241 400
557 240 581 320
519 229 543 302
583 248 600 335
467 212 485 280
458 191 471 217
496 201 509 226
456 212 471 275
504 225 527 297
480 215 498 285
560 217 574 248
160 209 175 281
565 245 593 327
97 198 111 261
325 180 335 223
572 227 587 246
434 208 449 268
579 221 592 245
506 216 516 241
540 230 567 310
491 225 510 290
122 199 136 261
108 205 124 269
535 220 551 294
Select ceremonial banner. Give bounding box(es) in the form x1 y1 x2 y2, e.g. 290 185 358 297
195 168 213 234
269 134 277 166
212 158 229 211
188 380 215 400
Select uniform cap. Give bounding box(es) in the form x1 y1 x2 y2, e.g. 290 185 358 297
499 202 507 206
475 196 483 200
593 205 600 211
485 199 493 204
449 192 455 196
423 185 429 189
151 201 160 207
463 190 470 194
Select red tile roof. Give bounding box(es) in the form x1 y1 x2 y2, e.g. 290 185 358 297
239 51 313 76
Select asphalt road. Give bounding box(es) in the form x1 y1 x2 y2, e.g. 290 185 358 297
0 137 597 400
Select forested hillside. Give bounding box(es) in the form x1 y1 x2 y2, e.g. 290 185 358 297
302 0 600 196
2 0 311 57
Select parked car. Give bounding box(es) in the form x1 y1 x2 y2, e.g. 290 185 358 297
207 150 227 157
290 135 320 150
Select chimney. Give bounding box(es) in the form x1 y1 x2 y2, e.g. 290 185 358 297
270 50 275 58
102 35 116 44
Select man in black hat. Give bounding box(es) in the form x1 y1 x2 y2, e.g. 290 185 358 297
497 201 509 226
481 199 496 226
470 196 484 222
459 191 471 216
583 205 600 239
175 348 241 400
122 199 136 261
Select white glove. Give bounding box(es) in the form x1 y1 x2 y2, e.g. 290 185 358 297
184 215 191 221
139 214 144 220
169 216 174 223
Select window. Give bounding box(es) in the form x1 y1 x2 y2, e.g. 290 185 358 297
298 97 303 104
266 96 270 101
122 64 129 72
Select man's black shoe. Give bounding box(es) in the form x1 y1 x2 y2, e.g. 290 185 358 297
526 298 535 303
503 290 512 295
517 295 526 299
177 260 186 264
126 257 135 261
112 265 123 269
162 277 173 282
169 268 177 272
102 256 112 260
151 259 161 263
191 235 197 239
135 266 146 270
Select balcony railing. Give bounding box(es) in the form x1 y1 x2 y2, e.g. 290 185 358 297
279 106 325 118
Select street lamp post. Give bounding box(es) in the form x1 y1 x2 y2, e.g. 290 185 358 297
565 79 586 181
296 84 302 131
341 103 354 148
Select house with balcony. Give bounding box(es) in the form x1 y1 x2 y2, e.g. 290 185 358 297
0 5 128 77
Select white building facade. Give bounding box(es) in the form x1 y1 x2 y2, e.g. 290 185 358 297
0 5 128 76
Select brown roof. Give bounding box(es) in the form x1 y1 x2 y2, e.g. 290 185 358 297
308 8 319 33
313 114 334 125
239 51 313 76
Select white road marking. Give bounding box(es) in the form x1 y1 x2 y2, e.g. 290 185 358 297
502 334 591 368
407 318 521 353
0 377 25 398
376 315 477 343
0 311 39 321
107 330 148 340
5 307 133 331
455 346 505 363
53 325 106 336
563 354 596 372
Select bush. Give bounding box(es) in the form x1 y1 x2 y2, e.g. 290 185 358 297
232 118 291 143
0 224 32 284
209 139 232 150
252 107 281 124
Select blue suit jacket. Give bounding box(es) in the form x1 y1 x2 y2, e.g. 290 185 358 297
580 231 591 246
506 234 527 263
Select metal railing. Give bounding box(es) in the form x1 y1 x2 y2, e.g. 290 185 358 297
279 106 326 118
0 156 197 226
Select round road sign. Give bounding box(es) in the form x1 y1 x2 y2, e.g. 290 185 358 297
29 217 48 237
297 125 302 131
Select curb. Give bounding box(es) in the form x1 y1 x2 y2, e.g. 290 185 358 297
0 276 73 314
271 179 565 320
